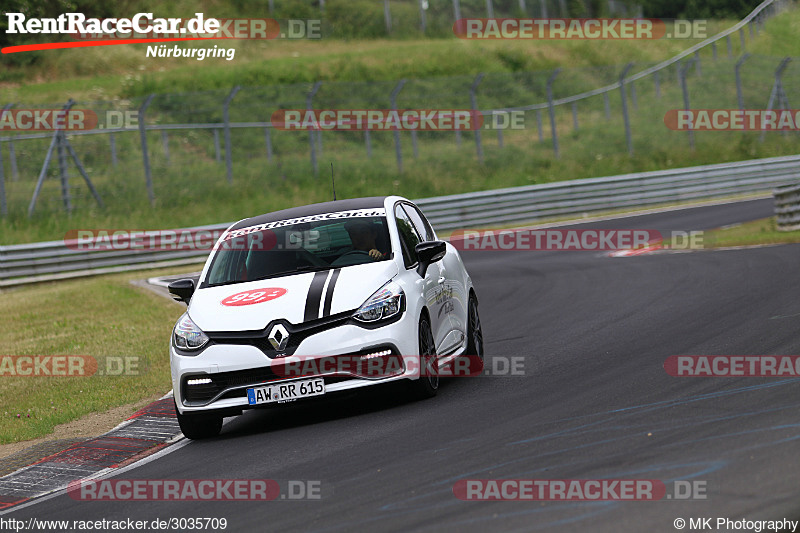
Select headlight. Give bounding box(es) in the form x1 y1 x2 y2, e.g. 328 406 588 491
354 282 404 322
173 313 209 350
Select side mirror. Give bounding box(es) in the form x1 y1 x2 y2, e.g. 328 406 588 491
415 240 447 277
168 279 195 305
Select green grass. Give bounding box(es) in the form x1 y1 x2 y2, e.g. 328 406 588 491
1 8 798 246
0 267 197 443
700 217 800 248
0 19 748 104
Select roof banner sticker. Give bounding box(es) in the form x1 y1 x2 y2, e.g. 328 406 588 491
223 208 386 241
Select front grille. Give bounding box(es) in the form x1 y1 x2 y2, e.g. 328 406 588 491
182 344 400 406
205 312 352 359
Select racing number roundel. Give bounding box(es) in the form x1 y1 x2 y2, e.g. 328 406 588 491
221 288 287 306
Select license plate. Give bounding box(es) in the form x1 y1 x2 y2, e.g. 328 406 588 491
247 378 325 405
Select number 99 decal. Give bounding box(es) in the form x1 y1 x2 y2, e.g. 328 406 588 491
221 287 287 306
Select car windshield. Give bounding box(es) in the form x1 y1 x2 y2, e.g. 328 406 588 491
205 215 392 287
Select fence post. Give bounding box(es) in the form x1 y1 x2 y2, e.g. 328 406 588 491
384 0 392 33
28 129 59 217
694 50 701 77
571 102 578 131
619 63 634 156
540 0 548 17
679 62 694 150
518 0 527 13
0 140 5 216
214 129 221 162
365 129 372 157
317 119 323 158
138 94 155 206
8 137 17 180
0 104 10 217
223 85 240 183
307 82 322 176
497 111 504 148
486 0 494 18
735 53 750 110
161 130 170 164
760 57 792 143
470 73 485 163
712 41 717 61
546 68 561 158
739 28 745 51
654 70 660 98
110 133 117 168
418 0 427 33
264 128 273 162
390 79 407 173
453 0 461 21
56 100 74 213
536 109 543 141
66 136 104 210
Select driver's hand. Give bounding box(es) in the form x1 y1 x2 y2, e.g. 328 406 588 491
368 249 383 259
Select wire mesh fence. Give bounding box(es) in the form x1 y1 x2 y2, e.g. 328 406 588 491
0 0 793 220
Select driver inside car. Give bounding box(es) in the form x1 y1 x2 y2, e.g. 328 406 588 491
331 220 386 266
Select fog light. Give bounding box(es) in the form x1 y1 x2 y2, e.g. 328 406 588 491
361 349 392 360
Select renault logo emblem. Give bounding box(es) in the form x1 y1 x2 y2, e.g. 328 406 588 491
268 324 289 351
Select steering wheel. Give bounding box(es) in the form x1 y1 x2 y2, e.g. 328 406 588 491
338 250 373 259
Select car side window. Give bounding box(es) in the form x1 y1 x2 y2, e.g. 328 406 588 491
401 203 435 242
394 204 422 268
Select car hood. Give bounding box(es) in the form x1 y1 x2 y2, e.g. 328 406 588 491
188 261 399 332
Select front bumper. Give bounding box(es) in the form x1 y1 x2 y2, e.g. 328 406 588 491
171 312 419 415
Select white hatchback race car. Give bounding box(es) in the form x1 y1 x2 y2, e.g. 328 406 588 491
168 196 483 439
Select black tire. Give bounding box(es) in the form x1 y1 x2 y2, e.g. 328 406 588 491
175 401 223 440
409 314 438 399
465 294 484 361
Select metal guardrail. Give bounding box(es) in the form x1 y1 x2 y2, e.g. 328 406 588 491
0 0 788 199
1 153 797 288
774 182 800 230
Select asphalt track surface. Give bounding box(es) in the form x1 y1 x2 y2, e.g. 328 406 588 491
9 198 800 532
